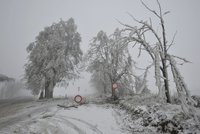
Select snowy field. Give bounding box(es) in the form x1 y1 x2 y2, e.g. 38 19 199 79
0 97 131 134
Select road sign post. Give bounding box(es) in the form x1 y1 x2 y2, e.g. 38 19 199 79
112 83 118 100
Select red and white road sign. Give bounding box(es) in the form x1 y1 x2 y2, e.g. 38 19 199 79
112 83 118 89
74 95 83 103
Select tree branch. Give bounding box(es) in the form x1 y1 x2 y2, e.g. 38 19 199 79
167 31 177 51
171 55 192 63
140 0 160 18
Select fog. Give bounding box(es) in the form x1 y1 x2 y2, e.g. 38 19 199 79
0 0 200 97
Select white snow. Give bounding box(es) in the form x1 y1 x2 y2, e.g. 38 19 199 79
119 95 200 134
0 99 131 134
1 96 200 134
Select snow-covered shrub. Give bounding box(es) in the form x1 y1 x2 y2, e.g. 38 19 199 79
119 95 200 134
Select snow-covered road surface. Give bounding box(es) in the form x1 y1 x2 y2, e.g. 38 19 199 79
0 98 130 134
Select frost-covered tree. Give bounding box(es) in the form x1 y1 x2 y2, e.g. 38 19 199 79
87 29 134 99
119 2 198 122
119 0 177 103
25 18 82 99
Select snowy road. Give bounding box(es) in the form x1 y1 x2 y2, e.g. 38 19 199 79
0 98 130 134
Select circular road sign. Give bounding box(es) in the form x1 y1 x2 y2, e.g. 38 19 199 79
74 95 83 103
112 83 118 89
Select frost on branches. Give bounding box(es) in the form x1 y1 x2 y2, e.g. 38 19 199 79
25 18 83 99
86 29 134 98
154 45 166 101
134 64 151 95
118 0 198 120
119 0 177 103
168 55 199 122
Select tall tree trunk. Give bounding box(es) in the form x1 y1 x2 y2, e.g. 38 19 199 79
44 80 54 99
45 88 49 98
45 81 50 99
49 91 53 98
39 90 44 99
162 60 171 103
103 83 106 94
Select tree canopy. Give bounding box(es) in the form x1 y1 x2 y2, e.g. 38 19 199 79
25 18 83 98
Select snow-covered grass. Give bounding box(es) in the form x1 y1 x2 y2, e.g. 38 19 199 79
118 94 200 134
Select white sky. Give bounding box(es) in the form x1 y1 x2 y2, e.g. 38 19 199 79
0 0 200 95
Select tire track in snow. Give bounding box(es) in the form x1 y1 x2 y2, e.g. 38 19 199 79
52 116 86 134
56 115 103 134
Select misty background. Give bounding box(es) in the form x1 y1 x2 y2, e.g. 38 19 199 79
0 0 200 97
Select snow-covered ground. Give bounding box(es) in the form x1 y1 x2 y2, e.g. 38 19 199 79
1 95 200 134
0 97 131 134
